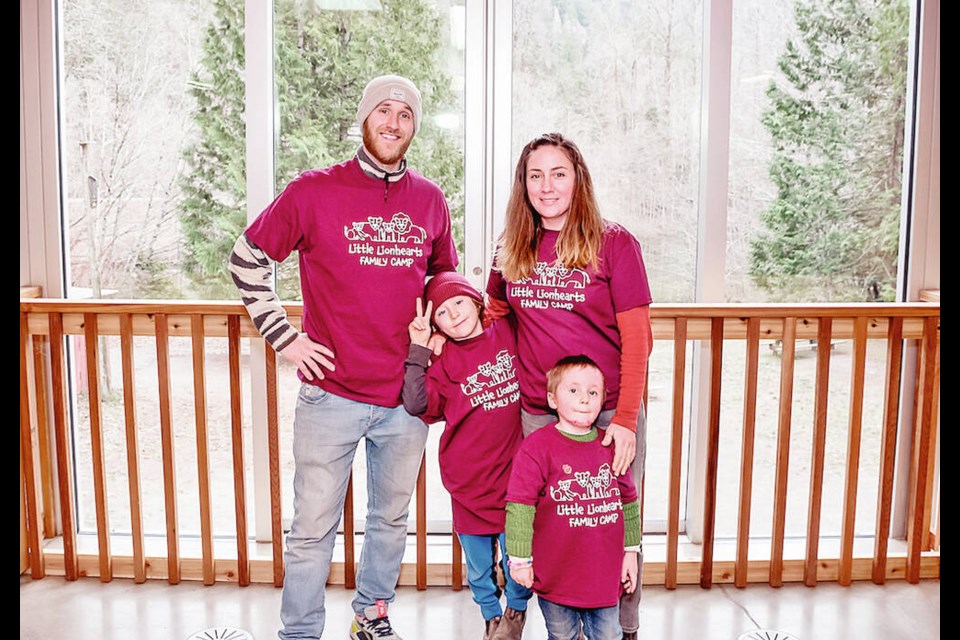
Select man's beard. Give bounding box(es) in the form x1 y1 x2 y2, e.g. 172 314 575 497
362 123 412 169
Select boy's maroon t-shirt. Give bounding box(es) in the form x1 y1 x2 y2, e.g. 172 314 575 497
507 425 638 608
421 319 524 534
245 158 457 407
486 222 652 414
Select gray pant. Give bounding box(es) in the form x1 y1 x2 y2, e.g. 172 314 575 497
521 406 647 635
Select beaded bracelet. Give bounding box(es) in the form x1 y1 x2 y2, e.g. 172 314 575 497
506 558 532 569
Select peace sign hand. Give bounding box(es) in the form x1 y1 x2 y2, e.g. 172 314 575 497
408 297 434 348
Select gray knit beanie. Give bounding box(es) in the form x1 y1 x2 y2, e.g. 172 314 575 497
356 75 423 135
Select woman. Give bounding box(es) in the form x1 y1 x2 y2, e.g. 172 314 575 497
486 133 652 640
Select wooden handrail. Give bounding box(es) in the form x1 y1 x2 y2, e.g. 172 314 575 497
19 298 940 588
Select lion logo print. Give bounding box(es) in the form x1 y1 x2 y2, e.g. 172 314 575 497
459 350 517 395
344 212 427 244
516 261 591 288
549 463 616 502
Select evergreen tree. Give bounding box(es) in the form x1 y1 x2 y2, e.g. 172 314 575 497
750 0 908 301
180 0 463 298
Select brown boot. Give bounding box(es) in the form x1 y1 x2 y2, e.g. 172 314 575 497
483 616 501 640
490 607 526 640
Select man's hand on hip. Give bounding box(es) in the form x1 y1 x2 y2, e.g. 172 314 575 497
280 334 336 381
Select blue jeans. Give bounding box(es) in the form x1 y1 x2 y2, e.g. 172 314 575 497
521 405 646 634
538 597 621 640
458 532 532 620
279 384 429 639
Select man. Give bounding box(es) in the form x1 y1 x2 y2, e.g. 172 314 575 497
229 75 457 640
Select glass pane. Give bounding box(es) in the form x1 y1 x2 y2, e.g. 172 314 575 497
60 0 235 300
273 0 466 528
512 0 703 303
727 0 910 302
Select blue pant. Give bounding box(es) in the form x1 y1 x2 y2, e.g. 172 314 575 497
279 384 429 639
538 597 621 640
458 532 532 621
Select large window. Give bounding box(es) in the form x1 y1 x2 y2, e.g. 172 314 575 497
726 0 909 304
46 0 921 546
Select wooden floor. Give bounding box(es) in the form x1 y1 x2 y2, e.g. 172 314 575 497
20 575 939 640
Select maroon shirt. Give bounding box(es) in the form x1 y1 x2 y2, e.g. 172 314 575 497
487 222 652 414
419 320 523 534
245 158 457 407
506 425 638 608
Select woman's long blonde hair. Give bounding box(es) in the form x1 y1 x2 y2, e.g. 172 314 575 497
495 133 605 282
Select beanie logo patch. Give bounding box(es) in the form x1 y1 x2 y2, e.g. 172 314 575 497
389 88 406 101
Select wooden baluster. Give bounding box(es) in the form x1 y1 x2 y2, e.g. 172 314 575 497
49 313 79 580
344 473 356 589
700 317 723 589
83 314 112 581
839 317 868 585
119 314 146 583
228 315 250 585
923 326 940 550
665 317 687 590
191 316 215 585
451 527 463 591
735 317 760 588
872 316 902 584
265 344 284 587
803 318 832 587
416 455 427 590
770 317 796 587
906 316 938 583
20 311 45 577
32 334 56 539
155 313 180 583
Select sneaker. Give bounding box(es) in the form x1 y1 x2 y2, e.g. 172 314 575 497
490 607 525 640
349 600 403 640
484 616 501 640
622 632 638 640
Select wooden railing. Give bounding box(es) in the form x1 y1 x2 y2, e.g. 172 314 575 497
19 299 940 588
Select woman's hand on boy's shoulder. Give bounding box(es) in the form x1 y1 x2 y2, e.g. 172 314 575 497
601 422 637 476
408 297 433 348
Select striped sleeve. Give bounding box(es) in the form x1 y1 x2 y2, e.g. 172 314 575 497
228 232 299 352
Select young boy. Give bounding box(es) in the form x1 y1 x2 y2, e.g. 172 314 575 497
505 355 641 640
403 271 531 640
